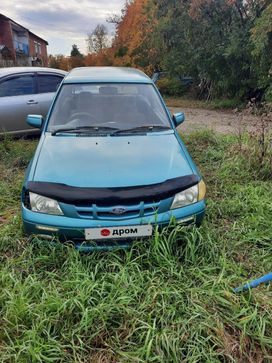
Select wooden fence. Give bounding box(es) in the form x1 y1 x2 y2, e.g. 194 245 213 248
0 59 15 67
0 59 31 68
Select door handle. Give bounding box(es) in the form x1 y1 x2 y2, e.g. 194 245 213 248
27 100 38 105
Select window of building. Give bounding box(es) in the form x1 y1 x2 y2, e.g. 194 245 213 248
34 41 38 54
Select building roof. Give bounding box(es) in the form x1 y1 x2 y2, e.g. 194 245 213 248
0 13 48 45
64 67 152 84
28 31 49 44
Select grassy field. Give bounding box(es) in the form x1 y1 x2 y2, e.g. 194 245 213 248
164 97 244 110
0 130 272 362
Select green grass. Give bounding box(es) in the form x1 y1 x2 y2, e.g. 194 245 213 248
1 131 272 362
165 97 244 110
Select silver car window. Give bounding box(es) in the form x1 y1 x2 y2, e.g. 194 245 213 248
0 75 35 97
37 74 64 94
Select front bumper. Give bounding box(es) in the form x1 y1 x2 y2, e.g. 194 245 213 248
22 200 206 248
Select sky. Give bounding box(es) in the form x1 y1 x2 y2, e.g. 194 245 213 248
1 0 124 55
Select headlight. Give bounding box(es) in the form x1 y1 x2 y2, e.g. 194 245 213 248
170 180 206 210
29 192 63 215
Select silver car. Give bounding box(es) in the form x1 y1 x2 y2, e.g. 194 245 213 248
0 67 67 135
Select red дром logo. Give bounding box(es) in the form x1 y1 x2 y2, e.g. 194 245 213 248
101 229 111 237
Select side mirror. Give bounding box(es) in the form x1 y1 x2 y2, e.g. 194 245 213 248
27 114 43 129
173 112 185 127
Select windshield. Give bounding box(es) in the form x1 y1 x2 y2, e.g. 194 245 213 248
47 83 171 133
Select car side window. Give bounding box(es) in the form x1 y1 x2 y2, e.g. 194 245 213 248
37 74 64 94
0 75 35 97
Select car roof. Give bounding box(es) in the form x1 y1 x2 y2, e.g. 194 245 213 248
0 67 67 77
64 67 152 84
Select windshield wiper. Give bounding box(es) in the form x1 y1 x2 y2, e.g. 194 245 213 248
111 125 171 136
51 126 119 136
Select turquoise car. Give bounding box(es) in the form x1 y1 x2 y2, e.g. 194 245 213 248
21 67 206 250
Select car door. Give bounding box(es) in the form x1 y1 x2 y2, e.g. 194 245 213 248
0 73 40 133
35 73 65 119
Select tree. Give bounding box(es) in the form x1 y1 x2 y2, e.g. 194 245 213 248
78 0 271 101
106 14 121 25
84 49 114 67
49 54 70 70
70 44 83 57
251 3 272 101
146 0 269 100
70 44 84 68
86 24 109 53
110 0 157 71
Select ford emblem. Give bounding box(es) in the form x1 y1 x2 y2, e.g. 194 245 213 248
111 207 127 215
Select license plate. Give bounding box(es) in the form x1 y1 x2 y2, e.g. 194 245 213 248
85 225 153 240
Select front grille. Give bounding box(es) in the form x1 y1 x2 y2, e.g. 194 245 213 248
74 201 160 220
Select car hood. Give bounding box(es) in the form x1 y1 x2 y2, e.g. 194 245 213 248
33 133 193 187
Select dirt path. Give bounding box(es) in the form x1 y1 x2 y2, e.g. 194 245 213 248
169 106 265 134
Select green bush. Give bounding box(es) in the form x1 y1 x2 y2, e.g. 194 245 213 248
157 77 186 96
209 98 245 110
264 85 272 102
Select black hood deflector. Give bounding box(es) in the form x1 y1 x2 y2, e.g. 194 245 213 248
27 175 200 206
